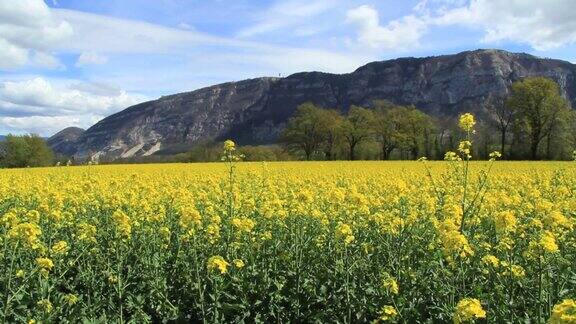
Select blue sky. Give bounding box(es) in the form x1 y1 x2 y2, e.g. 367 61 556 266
1 0 576 136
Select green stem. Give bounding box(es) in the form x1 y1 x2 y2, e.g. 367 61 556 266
192 235 206 323
3 241 19 321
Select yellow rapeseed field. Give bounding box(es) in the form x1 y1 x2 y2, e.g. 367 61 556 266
1 116 576 322
1 159 575 322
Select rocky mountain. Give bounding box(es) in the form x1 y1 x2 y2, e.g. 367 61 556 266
52 49 576 161
47 127 85 157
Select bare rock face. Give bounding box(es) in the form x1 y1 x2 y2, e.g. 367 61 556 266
46 127 85 157
51 49 575 161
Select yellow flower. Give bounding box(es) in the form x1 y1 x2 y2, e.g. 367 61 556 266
489 151 502 160
36 257 54 271
15 269 25 278
453 298 486 324
459 113 476 132
481 255 500 268
206 223 221 244
233 259 245 269
179 206 202 229
231 217 256 234
382 276 399 295
379 305 398 321
261 231 272 241
509 265 525 278
159 226 171 245
112 210 132 238
545 211 573 232
77 222 97 243
549 299 576 323
437 219 474 260
108 274 118 284
207 255 230 274
344 235 355 245
541 231 559 253
63 293 79 306
7 222 42 249
223 140 236 152
51 240 69 255
494 211 517 234
37 299 53 313
336 223 353 237
458 140 472 159
444 151 462 161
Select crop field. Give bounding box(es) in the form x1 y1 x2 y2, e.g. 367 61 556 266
1 157 576 322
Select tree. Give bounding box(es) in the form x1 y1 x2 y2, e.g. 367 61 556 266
488 95 513 158
0 134 54 168
281 103 331 160
318 109 344 160
340 106 375 160
569 110 576 153
186 139 221 162
399 106 434 159
372 100 402 160
507 77 570 159
238 145 283 161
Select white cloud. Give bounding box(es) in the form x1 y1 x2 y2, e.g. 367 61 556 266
0 77 147 135
31 51 64 69
51 7 367 76
0 115 93 136
346 0 576 52
0 38 28 69
0 0 72 69
0 77 146 115
238 0 337 38
346 5 429 50
432 0 576 51
76 52 108 66
54 9 223 54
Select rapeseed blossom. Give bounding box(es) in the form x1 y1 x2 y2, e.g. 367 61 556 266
379 305 398 321
233 259 245 269
7 222 42 249
382 276 399 295
459 113 476 132
207 255 230 274
37 299 53 313
453 298 486 323
223 140 236 152
63 294 79 306
549 299 576 323
335 223 355 245
51 240 69 255
481 255 500 268
112 210 132 238
540 231 559 253
36 257 54 271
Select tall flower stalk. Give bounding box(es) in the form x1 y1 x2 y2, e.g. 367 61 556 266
221 140 243 219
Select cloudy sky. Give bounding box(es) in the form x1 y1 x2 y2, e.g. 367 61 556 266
1 0 576 136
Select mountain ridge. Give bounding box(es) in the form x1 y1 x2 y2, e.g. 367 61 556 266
49 49 576 161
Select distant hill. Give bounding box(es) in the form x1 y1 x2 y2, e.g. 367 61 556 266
47 127 85 156
48 49 575 161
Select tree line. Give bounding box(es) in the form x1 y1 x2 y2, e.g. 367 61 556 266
281 77 575 161
0 134 54 168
